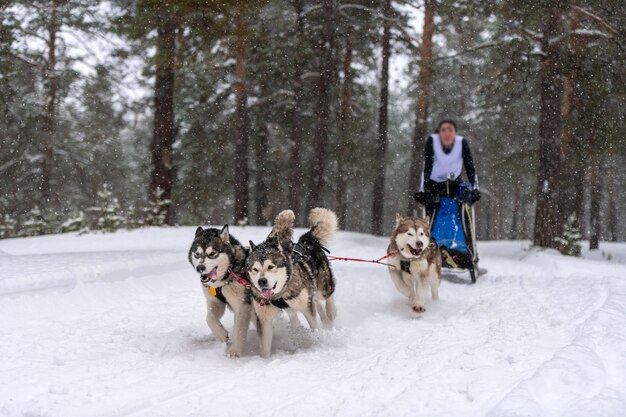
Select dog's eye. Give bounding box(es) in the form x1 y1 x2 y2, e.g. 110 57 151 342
194 253 201 259
407 233 414 237
252 267 259 273
267 265 275 270
208 251 218 258
420 232 425 236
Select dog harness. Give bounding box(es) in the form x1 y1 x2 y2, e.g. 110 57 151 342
258 297 290 309
291 239 330 263
209 286 228 304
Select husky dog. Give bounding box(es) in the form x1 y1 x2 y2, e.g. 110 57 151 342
387 214 441 314
188 225 253 358
247 208 337 358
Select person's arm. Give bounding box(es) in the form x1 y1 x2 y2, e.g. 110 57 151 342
462 138 478 189
419 136 434 192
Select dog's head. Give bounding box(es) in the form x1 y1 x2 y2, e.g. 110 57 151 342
392 214 431 259
188 225 236 288
245 237 293 301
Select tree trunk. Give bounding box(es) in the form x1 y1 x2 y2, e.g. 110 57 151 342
607 168 617 242
254 124 269 225
148 11 177 225
559 14 585 228
511 185 520 239
589 154 601 250
233 13 250 224
532 3 565 248
335 29 353 229
371 0 392 236
406 0 435 215
41 0 58 209
520 193 528 239
307 0 335 210
288 0 306 223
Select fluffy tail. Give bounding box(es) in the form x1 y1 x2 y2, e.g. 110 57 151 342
308 207 337 246
268 209 295 241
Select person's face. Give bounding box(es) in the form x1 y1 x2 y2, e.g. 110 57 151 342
439 123 456 148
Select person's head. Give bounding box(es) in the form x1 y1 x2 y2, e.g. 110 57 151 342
437 119 457 148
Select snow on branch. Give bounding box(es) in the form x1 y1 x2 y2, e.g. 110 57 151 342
432 41 503 62
573 6 620 37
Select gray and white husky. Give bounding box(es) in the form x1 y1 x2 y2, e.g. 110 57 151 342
387 214 441 314
246 208 337 358
188 225 253 358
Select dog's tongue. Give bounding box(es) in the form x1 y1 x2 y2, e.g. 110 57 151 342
261 289 273 299
208 268 217 278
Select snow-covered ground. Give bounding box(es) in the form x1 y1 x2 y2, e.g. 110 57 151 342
1 227 625 417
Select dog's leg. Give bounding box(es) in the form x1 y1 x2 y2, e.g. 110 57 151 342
409 275 426 314
226 303 252 358
286 309 300 326
301 304 320 330
388 268 411 298
324 295 337 324
315 298 331 327
428 267 440 301
258 315 274 358
206 300 229 343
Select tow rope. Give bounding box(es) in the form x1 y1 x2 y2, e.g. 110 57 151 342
327 252 397 268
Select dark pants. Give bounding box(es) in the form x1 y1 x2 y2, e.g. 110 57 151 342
423 179 464 219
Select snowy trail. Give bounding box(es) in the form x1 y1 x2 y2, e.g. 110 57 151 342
1 228 625 417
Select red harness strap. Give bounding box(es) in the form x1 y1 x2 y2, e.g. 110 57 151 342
327 252 396 267
228 269 251 287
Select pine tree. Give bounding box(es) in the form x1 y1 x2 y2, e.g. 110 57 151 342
87 185 126 233
143 186 170 227
0 215 17 239
19 207 47 237
556 214 582 257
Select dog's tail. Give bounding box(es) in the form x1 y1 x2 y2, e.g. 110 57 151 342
308 207 337 246
268 209 295 241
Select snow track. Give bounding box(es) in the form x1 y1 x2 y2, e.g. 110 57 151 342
1 228 625 417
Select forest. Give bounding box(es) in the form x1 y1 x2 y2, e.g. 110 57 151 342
0 0 624 250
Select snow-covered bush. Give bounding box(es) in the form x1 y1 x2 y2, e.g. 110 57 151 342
19 207 47 237
143 187 170 226
60 211 89 234
0 214 17 239
556 214 582 257
86 185 127 233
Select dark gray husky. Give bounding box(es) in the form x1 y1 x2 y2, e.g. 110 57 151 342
188 225 253 358
246 208 337 358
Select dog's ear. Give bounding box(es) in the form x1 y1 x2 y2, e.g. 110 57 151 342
195 226 204 237
249 240 256 251
424 216 430 227
395 213 403 226
219 224 230 243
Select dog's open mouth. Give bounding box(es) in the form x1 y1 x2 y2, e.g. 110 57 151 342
407 244 422 257
260 282 277 300
200 267 218 284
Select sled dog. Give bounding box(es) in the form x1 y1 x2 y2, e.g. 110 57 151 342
188 225 253 357
247 208 337 358
387 214 441 313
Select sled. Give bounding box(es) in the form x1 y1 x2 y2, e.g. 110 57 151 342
427 183 482 283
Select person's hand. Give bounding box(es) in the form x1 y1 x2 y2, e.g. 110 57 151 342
414 191 427 205
471 189 481 203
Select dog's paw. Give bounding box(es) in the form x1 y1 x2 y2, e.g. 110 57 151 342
412 304 426 314
226 347 242 358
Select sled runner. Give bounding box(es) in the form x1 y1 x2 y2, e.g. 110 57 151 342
428 182 484 283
